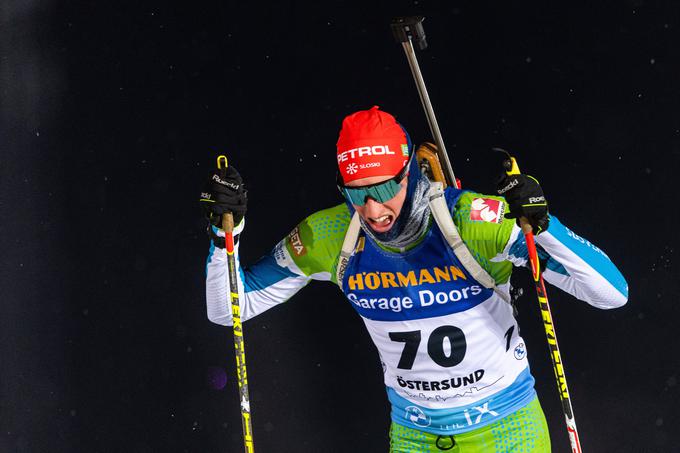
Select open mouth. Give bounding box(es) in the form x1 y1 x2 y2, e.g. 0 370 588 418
367 214 395 232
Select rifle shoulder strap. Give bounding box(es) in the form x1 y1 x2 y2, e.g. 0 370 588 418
335 212 361 291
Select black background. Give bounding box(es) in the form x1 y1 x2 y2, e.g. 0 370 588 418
2 1 679 452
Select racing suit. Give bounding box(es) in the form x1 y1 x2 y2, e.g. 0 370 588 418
205 187 628 451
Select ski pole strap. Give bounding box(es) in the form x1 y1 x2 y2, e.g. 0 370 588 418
428 183 511 304
336 212 362 289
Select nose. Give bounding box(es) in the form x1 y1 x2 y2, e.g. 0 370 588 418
362 197 384 215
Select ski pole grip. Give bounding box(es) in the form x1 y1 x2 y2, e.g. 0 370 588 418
222 212 235 234
519 218 533 235
503 156 521 176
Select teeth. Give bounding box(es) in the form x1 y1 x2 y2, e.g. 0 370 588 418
371 215 390 223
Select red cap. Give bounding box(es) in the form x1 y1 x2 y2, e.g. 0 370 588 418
336 106 410 184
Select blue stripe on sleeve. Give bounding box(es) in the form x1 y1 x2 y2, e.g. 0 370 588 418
242 253 298 293
537 249 569 276
205 240 216 275
546 216 628 298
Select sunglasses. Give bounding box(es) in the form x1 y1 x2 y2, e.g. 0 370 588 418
337 153 413 206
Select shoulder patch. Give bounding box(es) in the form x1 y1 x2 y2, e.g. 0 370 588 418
287 226 307 257
470 197 505 224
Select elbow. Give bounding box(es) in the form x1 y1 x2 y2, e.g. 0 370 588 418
600 291 628 309
605 278 629 309
589 286 628 310
582 273 629 310
613 287 629 308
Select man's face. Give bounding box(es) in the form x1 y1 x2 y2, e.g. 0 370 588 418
346 175 408 233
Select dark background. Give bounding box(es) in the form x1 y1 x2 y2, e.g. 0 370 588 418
2 1 679 452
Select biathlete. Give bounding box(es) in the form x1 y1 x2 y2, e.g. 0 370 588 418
200 106 628 452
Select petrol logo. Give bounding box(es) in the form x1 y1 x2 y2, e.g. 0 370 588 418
337 145 397 162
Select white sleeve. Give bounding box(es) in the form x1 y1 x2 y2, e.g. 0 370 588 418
498 215 628 309
205 223 312 326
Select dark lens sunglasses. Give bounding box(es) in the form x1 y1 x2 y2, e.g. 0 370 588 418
337 152 413 206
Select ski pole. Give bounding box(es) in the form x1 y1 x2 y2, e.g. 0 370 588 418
390 16 459 189
503 155 583 453
216 155 255 453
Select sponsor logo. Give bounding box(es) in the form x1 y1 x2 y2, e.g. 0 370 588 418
470 198 504 224
514 343 526 360
347 285 483 313
336 257 349 284
539 301 570 400
401 144 409 156
404 406 431 427
212 174 240 190
397 370 485 392
273 240 294 268
346 163 358 175
566 228 608 257
434 403 501 431
359 162 380 169
200 192 212 200
347 266 467 291
404 401 499 430
463 402 499 426
287 226 306 257
528 196 545 204
337 145 397 163
497 178 518 194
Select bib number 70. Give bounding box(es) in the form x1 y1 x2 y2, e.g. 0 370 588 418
389 325 466 370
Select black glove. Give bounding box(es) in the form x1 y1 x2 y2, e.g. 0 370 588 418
496 173 549 235
199 166 247 229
